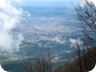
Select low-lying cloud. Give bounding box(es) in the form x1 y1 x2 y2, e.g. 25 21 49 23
0 0 24 52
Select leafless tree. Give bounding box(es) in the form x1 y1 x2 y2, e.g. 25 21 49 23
23 1 96 72
75 0 96 72
23 47 53 72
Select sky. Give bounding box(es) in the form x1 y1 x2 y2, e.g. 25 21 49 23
12 0 96 7
12 0 81 7
0 0 96 7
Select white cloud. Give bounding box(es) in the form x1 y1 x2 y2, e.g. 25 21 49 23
69 38 83 48
0 0 24 52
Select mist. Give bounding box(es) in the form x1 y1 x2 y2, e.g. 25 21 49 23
0 0 25 53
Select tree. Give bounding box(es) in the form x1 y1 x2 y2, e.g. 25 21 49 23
76 0 96 72
23 47 53 72
76 0 96 47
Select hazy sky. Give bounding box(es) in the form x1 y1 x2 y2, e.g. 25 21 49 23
1 0 96 7
11 0 96 7
13 0 81 7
